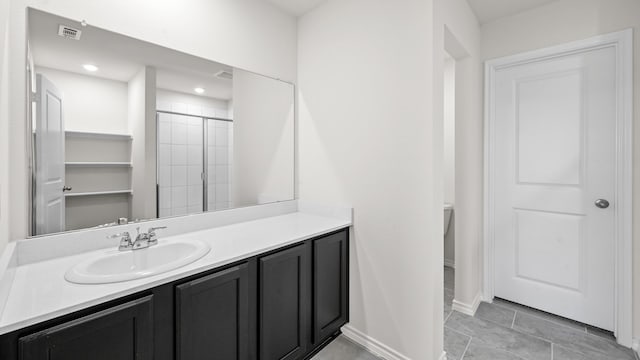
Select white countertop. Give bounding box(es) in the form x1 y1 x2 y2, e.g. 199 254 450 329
0 211 351 335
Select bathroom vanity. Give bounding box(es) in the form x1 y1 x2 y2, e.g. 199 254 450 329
0 206 351 360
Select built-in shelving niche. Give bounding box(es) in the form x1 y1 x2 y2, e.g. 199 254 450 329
64 131 133 231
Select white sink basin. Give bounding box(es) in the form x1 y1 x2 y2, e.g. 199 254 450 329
65 239 210 284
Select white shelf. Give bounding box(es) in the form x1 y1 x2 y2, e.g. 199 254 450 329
65 131 132 141
65 162 132 167
65 190 132 198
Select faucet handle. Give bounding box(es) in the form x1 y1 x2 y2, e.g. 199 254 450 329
147 226 166 245
147 226 167 233
108 232 133 251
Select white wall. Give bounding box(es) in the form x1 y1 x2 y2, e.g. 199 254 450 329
129 66 156 221
35 67 129 134
233 69 294 207
298 1 440 358
156 89 229 117
479 0 640 342
443 57 456 267
0 0 10 255
436 0 483 317
6 0 297 240
443 57 455 205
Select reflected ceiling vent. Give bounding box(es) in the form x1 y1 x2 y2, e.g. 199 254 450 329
215 70 233 80
57 25 82 40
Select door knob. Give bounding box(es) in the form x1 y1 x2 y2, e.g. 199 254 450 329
63 186 72 192
595 199 610 209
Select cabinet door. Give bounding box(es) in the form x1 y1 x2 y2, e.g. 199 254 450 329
259 243 311 360
313 230 349 344
176 263 251 360
19 296 153 360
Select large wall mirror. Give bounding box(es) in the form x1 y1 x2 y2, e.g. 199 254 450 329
28 8 295 237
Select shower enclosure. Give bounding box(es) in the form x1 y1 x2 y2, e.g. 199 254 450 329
156 110 233 217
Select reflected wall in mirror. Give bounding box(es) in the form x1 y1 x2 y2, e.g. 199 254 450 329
28 8 295 236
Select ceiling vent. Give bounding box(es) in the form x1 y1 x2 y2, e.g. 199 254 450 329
215 70 233 80
57 25 82 40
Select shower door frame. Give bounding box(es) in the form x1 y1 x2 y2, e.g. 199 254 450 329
155 110 233 218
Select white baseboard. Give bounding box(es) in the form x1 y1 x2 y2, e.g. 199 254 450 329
444 259 455 269
632 338 639 359
451 292 482 316
439 351 447 360
341 325 411 360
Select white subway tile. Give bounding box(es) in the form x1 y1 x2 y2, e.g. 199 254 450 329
159 187 171 209
159 208 171 218
172 207 188 216
171 145 188 165
187 205 202 214
187 145 203 165
215 165 229 184
171 166 187 187
215 127 228 146
158 145 171 166
158 166 171 187
207 184 216 203
216 184 229 203
187 165 202 186
187 125 202 145
215 147 228 165
158 121 171 144
171 122 187 144
171 186 187 208
187 185 203 206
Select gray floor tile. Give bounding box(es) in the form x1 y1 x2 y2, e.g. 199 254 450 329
445 266 455 291
463 340 527 360
445 288 454 307
444 305 452 322
445 311 551 360
513 312 635 360
311 336 383 360
552 344 597 360
475 302 516 328
493 298 586 332
444 326 470 360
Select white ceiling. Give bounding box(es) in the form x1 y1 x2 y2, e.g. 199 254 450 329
264 0 326 16
466 0 560 24
29 9 233 100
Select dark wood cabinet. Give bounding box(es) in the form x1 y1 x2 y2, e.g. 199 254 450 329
176 263 252 360
259 242 311 360
313 230 348 344
18 295 153 360
1 228 349 360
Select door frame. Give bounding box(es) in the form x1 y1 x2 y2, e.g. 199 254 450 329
483 29 633 346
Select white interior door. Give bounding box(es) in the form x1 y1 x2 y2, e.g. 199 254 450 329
492 45 616 330
34 74 65 235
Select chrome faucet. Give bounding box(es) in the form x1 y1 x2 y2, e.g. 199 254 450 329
108 226 167 251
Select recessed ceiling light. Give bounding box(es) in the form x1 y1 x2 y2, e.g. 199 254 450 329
194 87 205 94
82 64 98 72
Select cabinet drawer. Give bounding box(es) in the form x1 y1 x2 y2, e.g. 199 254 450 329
176 263 252 360
19 296 154 360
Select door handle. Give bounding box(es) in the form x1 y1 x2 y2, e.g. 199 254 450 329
595 199 610 209
63 186 72 192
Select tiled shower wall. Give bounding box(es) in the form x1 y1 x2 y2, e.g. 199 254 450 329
157 101 232 218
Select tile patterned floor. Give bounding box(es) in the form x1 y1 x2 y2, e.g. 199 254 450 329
311 335 383 360
311 267 638 360
443 267 637 360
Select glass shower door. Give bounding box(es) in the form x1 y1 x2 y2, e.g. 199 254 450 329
157 112 204 217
